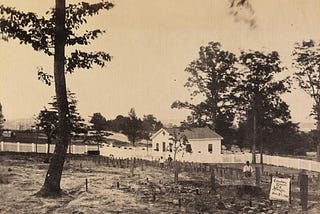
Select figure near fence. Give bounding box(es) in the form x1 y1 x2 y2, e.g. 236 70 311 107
159 156 165 169
243 161 253 178
167 154 173 168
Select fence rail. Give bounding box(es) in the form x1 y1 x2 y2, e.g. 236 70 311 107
1 141 320 172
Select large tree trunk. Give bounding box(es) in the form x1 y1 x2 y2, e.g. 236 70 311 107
38 0 69 196
252 111 257 164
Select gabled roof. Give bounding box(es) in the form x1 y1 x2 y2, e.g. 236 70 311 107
151 127 223 140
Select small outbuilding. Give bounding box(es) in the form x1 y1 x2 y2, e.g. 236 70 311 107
150 127 223 162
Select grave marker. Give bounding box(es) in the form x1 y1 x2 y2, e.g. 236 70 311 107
269 177 291 202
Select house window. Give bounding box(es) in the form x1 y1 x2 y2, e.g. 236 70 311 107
162 142 166 152
186 144 192 153
155 143 159 151
208 144 213 153
169 143 173 152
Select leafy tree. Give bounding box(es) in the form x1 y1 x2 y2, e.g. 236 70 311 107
233 50 292 163
50 90 87 135
35 108 58 154
104 113 163 148
292 40 320 161
0 102 5 136
0 1 114 196
105 115 128 133
168 127 190 183
122 108 143 146
35 91 87 154
89 113 108 131
259 121 306 155
308 129 320 152
172 42 241 144
141 114 163 140
88 112 111 151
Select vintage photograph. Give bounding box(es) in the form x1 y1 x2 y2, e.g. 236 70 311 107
0 0 319 213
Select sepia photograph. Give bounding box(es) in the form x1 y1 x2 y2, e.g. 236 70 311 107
0 0 319 213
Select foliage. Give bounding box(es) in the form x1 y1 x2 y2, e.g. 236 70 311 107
141 114 163 140
293 40 320 130
260 122 306 155
168 127 190 183
105 112 163 144
89 112 107 131
168 128 190 157
122 108 143 146
233 50 293 155
0 1 114 196
106 115 129 133
50 90 87 134
0 102 5 135
234 50 291 122
172 42 241 144
88 112 111 146
35 91 87 141
0 1 114 81
35 108 58 139
308 129 320 150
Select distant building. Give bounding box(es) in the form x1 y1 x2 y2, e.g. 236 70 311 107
151 127 223 161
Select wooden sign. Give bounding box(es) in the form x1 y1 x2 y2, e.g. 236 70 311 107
269 177 291 202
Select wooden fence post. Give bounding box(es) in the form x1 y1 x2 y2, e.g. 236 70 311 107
299 171 308 212
255 167 261 186
220 166 223 184
211 167 216 193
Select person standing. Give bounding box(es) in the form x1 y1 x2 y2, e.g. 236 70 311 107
159 156 165 169
167 154 173 168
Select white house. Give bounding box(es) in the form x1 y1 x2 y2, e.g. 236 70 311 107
150 127 223 162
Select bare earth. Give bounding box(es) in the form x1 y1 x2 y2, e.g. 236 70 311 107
0 153 319 214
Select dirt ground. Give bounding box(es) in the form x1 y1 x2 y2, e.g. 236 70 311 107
0 153 319 214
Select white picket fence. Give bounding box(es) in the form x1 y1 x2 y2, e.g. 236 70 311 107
1 141 320 172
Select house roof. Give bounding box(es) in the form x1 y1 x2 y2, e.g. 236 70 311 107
151 127 223 140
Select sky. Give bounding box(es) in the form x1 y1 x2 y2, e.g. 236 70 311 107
0 0 319 128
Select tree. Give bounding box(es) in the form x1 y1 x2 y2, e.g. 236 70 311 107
35 108 58 155
89 112 111 151
0 1 114 196
122 108 143 146
141 114 163 138
168 127 189 183
293 40 320 161
35 91 87 155
50 90 87 135
234 50 292 163
89 113 107 131
0 102 5 136
171 42 241 144
105 115 128 133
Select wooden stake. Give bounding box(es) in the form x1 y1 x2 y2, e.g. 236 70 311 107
299 172 308 212
211 169 216 193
